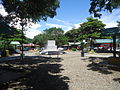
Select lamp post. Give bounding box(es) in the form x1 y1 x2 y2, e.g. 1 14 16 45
81 41 84 57
74 34 77 48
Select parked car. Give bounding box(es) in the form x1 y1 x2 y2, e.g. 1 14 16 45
23 47 29 51
58 47 64 51
116 48 120 51
40 51 60 55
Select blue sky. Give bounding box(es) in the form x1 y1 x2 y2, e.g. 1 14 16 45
39 0 91 31
0 0 120 38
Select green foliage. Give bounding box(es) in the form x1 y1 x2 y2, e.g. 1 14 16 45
89 0 120 17
117 21 120 27
44 27 64 37
78 17 106 39
71 48 77 51
0 44 4 51
1 0 59 23
33 27 68 47
44 27 68 46
0 40 14 51
32 34 48 47
65 28 79 42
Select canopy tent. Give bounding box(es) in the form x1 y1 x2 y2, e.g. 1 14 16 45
10 41 20 45
101 27 120 57
23 43 39 47
69 42 81 45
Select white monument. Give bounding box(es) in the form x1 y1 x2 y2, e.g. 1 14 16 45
40 40 60 55
46 40 58 51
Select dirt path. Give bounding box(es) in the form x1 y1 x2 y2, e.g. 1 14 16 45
60 51 120 90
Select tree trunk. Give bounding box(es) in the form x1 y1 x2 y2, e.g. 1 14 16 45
113 36 116 57
21 25 24 60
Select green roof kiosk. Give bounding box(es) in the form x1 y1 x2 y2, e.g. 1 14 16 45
101 27 120 57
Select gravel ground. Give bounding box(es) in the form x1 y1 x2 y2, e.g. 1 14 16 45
0 51 120 90
59 51 120 90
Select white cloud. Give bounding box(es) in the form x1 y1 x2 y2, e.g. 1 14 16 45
64 26 73 33
45 23 64 28
0 4 41 39
54 18 66 23
25 23 42 39
46 18 81 33
10 20 42 39
100 9 120 28
73 24 80 29
0 4 8 16
54 18 72 25
64 23 81 33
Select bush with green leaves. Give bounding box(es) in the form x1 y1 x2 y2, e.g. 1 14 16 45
71 48 77 51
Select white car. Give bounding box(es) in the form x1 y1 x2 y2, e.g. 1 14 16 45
58 47 64 51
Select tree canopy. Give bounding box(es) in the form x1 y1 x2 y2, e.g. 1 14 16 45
117 21 120 27
78 17 106 39
89 0 120 17
65 28 79 42
33 27 68 46
1 0 59 24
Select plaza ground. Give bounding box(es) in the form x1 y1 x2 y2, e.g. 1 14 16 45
0 51 120 90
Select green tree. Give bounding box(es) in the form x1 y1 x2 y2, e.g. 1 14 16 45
1 0 59 58
65 28 79 42
43 27 68 46
79 17 106 39
1 0 59 23
32 34 48 47
77 17 106 50
117 21 120 27
89 0 120 17
33 27 68 46
44 27 64 38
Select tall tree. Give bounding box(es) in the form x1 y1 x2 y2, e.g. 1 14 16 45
43 27 64 38
1 0 59 59
89 0 120 17
32 34 48 47
43 27 68 46
79 17 106 39
33 27 68 46
65 28 79 42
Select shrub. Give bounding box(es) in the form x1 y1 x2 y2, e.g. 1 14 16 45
89 49 94 54
71 48 77 51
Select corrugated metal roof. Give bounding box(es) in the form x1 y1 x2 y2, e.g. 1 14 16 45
95 39 120 43
95 39 112 43
101 27 120 36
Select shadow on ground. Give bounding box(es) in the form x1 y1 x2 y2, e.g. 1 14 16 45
81 57 120 74
113 78 120 83
0 56 69 90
